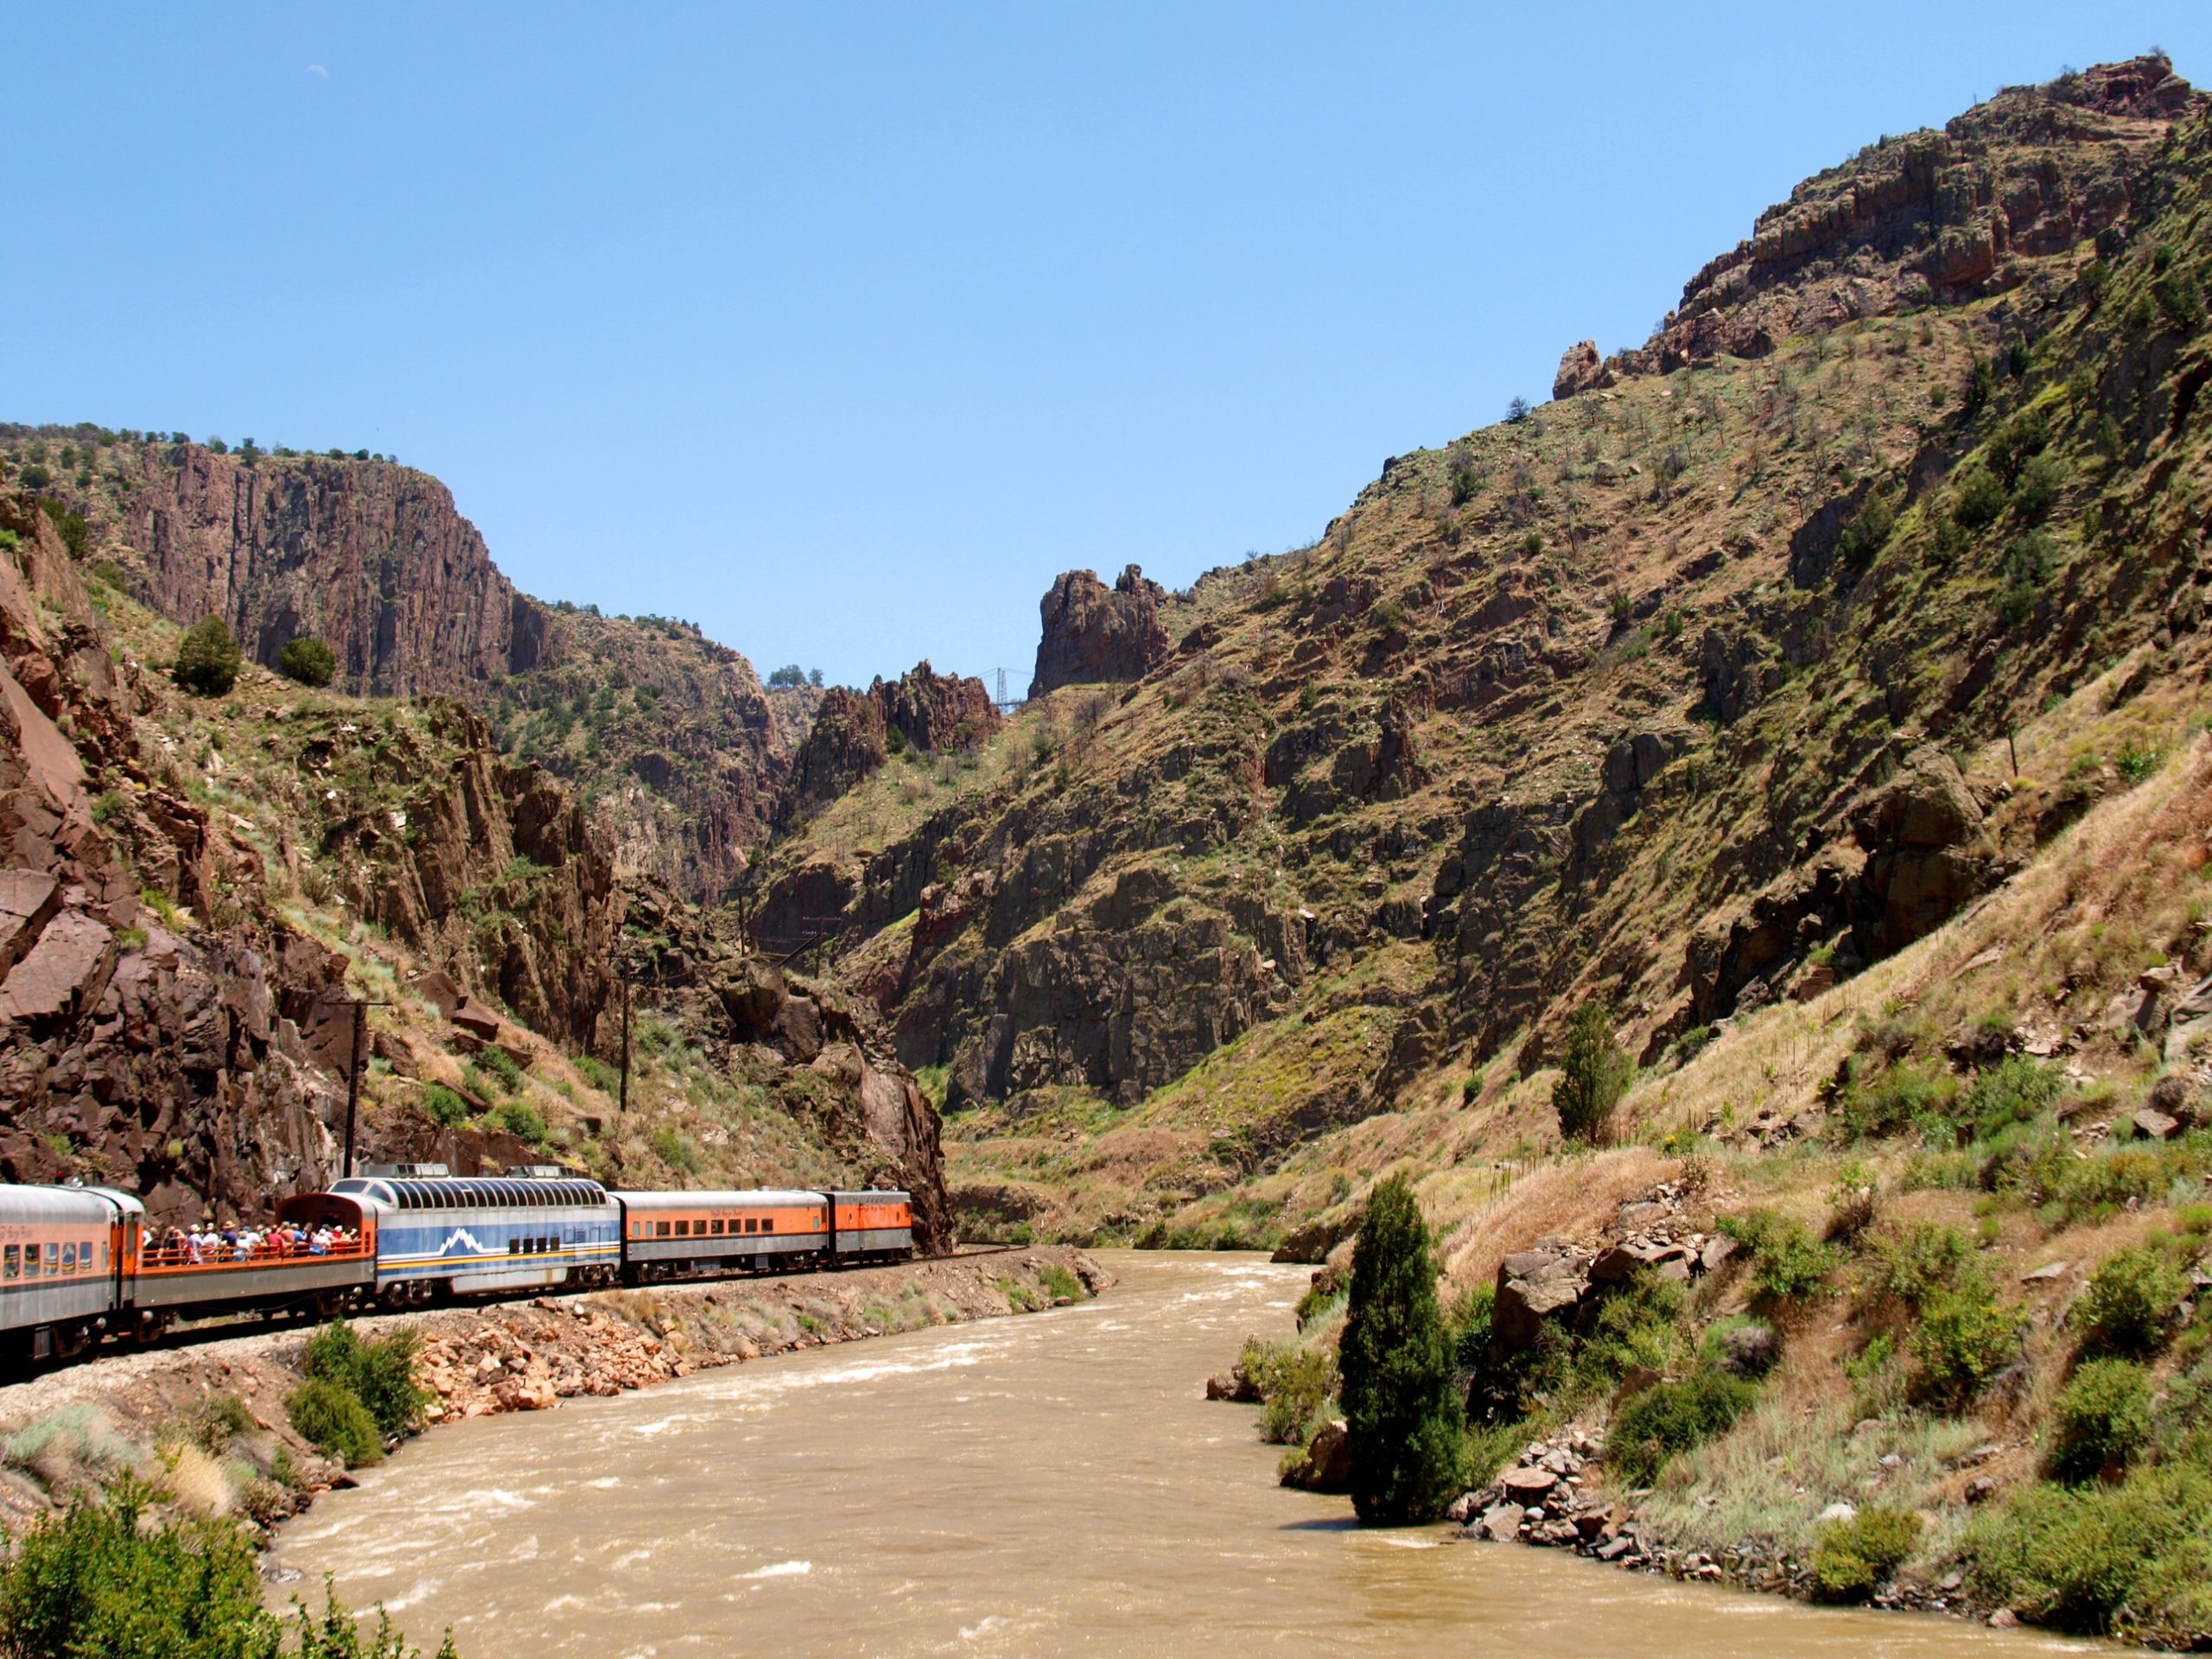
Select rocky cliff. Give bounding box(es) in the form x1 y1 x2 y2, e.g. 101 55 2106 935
1028 564 1173 696
785 662 1003 825
8 436 798 906
1556 54 2203 397
0 476 951 1238
747 59 2212 1247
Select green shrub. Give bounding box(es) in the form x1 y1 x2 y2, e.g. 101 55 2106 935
178 1392 254 1456
477 1046 525 1093
2011 451 2068 520
1962 1055 2066 1140
1339 1175 1465 1522
1238 1337 1338 1446
302 1321 428 1441
574 1054 620 1093
172 617 243 696
648 1125 700 1173
1552 1001 1632 1144
1719 1209 1840 1301
1908 1274 2026 1405
1610 1370 1757 1487
1811 1505 1923 1601
1838 1057 1953 1141
491 1098 547 1144
1574 1274 1691 1392
2047 1359 2155 1484
1967 1464 2212 1639
286 1377 381 1467
276 636 338 687
37 498 87 558
0 1477 460 1657
1950 466 2007 530
2075 1248 2188 1357
1868 1220 1973 1308
1037 1263 1084 1303
419 1084 467 1128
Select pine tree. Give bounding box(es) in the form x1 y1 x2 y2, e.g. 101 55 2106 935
1553 999 1632 1143
1339 1174 1464 1523
172 616 242 696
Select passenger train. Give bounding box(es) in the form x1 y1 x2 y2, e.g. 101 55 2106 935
0 1170 913 1364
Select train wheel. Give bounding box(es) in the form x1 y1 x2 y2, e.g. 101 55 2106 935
51 1324 91 1361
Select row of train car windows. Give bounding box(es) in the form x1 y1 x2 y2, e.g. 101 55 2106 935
652 1217 779 1238
3 1241 100 1278
506 1236 565 1255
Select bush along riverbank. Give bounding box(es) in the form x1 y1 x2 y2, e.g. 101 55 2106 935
1216 1152 2212 1649
0 1248 1103 1640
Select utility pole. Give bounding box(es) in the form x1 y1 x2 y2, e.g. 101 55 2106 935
618 961 632 1116
316 995 391 1180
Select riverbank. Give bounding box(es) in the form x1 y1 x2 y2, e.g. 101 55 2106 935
0 1247 1105 1537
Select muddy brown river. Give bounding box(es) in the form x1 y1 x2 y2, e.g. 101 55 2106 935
279 1251 2094 1657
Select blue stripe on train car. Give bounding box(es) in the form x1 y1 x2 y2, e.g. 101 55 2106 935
373 1216 620 1280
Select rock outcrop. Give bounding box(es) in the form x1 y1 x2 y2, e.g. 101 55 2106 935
1554 57 2206 396
785 663 1001 821
1028 565 1172 697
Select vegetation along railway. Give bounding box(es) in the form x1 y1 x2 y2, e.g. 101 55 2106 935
0 1170 914 1369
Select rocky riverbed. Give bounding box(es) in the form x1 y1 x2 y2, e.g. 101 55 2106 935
0 1247 1103 1535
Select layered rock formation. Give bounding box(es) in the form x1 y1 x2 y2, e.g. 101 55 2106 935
1028 564 1172 696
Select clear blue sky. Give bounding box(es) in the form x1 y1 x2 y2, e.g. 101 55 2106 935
4 5 2203 690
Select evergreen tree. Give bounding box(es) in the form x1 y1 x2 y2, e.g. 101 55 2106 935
172 616 242 696
1339 1174 1464 1523
277 635 338 687
1553 999 1631 1143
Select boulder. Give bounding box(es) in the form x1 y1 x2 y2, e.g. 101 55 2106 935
1493 1250 1588 1348
450 998 503 1040
0 908 117 1024
0 868 60 976
1478 1503 1526 1541
1499 1465 1558 1503
2133 1107 2182 1141
1282 1419 1353 1493
1553 340 1615 400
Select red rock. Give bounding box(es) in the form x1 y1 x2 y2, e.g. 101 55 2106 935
0 868 60 975
1 908 117 1023
1028 566 1170 698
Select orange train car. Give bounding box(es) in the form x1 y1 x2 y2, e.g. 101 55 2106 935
615 1188 912 1281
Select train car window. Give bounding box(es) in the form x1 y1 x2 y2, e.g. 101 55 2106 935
3 1245 16 1278
43 1243 58 1275
508 1239 521 1255
674 1220 690 1236
60 1244 74 1272
763 1218 776 1234
709 1219 724 1236
655 1221 671 1238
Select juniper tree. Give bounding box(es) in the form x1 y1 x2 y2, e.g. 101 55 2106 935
1339 1174 1464 1523
1554 999 1632 1144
